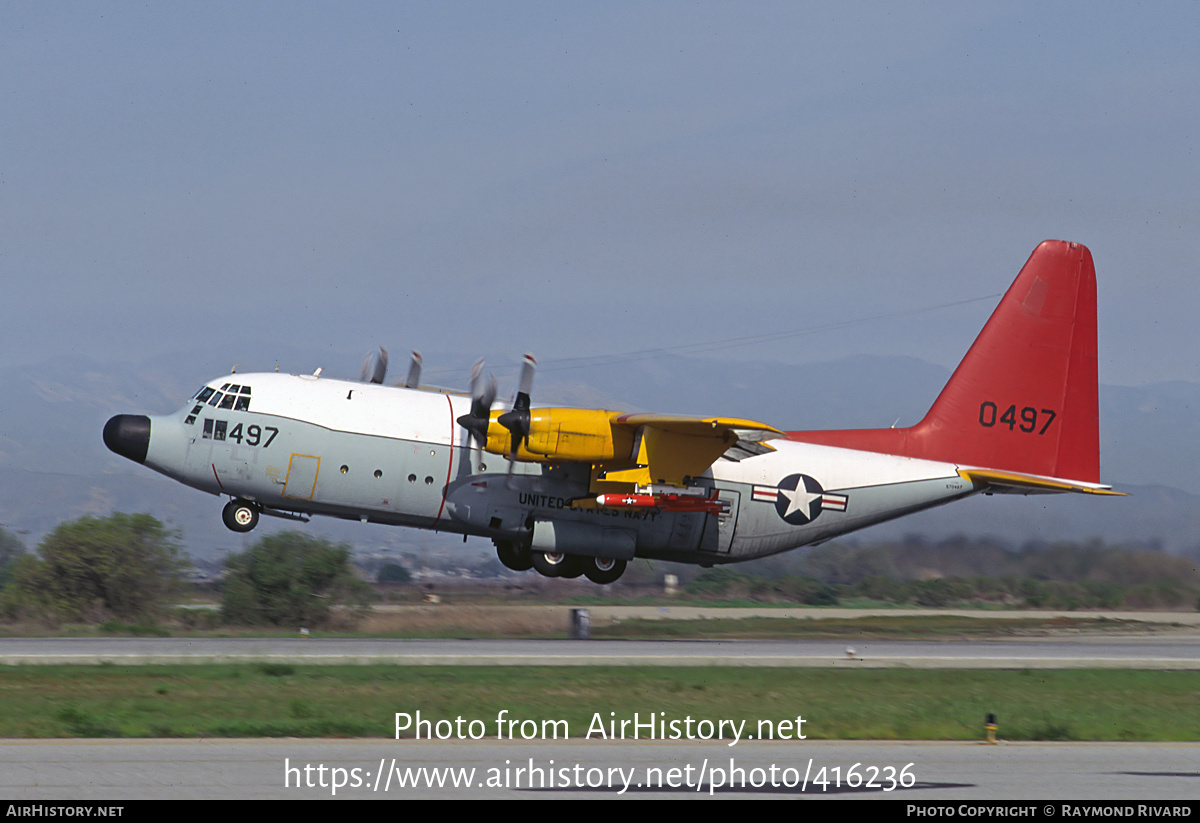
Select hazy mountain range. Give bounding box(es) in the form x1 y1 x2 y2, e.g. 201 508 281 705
2 349 1197 562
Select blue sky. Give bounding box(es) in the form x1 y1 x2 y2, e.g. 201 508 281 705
4 2 1198 386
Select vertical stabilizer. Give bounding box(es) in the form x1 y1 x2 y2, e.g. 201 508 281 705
787 240 1101 484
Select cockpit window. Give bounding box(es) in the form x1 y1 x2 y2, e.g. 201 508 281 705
193 383 252 417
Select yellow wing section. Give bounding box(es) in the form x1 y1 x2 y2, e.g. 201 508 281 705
601 414 781 488
612 413 782 440
479 408 780 489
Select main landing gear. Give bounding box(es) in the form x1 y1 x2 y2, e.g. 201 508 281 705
222 499 261 533
584 556 626 585
494 540 627 585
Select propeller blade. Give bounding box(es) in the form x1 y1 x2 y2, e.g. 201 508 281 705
375 347 389 383
497 354 536 484
504 451 518 489
476 374 497 420
403 351 422 388
516 352 535 398
497 391 531 454
360 347 388 384
455 359 498 469
467 358 484 399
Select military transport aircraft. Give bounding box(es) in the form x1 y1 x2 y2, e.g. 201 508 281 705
104 240 1117 584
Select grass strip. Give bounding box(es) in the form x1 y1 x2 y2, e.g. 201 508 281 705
0 613 1186 640
0 665 1195 741
590 615 1168 639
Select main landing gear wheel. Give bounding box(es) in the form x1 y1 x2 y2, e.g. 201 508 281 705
495 540 533 571
222 499 260 533
531 551 585 579
585 557 627 585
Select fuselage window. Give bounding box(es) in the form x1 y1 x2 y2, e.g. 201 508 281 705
202 419 214 439
214 420 227 441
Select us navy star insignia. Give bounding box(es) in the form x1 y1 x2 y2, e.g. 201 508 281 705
767 474 849 525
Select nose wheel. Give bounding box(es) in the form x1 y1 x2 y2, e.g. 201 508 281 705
222 499 260 532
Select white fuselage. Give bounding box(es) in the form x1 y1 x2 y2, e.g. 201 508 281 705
141 373 978 564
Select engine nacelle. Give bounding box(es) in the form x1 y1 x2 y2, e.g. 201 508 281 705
485 408 636 464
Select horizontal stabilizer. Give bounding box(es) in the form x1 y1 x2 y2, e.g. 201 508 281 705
957 468 1123 496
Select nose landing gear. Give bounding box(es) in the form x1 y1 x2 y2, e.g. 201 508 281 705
222 499 261 533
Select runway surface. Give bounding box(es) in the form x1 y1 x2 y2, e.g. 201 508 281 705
0 635 1197 668
3 738 1197 800
3 632 1197 799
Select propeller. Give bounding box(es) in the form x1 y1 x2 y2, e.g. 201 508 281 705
496 354 536 484
455 359 497 469
359 347 388 384
402 351 422 388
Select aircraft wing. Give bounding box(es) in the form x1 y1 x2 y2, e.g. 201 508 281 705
600 414 781 487
613 413 780 438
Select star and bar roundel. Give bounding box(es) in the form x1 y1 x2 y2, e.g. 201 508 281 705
752 474 849 525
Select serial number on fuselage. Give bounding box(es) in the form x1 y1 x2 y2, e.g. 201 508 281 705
202 419 279 446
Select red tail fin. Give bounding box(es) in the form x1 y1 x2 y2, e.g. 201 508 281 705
787 240 1101 483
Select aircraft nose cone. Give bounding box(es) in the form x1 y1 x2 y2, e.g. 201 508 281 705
103 414 151 464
